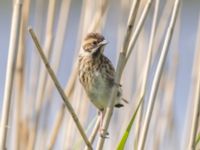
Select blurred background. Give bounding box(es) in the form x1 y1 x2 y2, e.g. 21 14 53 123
0 0 200 149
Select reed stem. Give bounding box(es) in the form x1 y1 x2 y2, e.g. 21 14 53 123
28 27 93 150
0 0 23 149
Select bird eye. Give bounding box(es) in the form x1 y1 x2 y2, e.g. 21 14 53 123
92 41 97 45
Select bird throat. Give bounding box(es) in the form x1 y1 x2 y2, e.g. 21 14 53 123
92 47 104 58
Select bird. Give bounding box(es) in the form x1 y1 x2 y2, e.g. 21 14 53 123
78 33 127 137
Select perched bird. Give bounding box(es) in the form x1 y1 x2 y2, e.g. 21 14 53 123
78 33 126 137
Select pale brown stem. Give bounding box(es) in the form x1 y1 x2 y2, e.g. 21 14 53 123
134 0 159 148
124 0 152 68
14 0 30 149
28 27 93 150
0 0 23 149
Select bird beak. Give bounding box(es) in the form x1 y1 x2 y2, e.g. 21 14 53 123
99 40 108 46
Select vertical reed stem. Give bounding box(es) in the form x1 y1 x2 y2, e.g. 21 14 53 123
134 0 159 147
0 0 23 149
138 0 180 149
15 0 30 149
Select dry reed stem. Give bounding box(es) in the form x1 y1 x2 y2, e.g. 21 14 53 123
0 0 23 149
96 0 141 149
28 27 93 150
138 0 180 149
124 0 152 68
27 0 56 149
188 16 200 150
134 0 159 147
158 14 180 147
14 0 30 149
153 0 174 53
153 52 179 149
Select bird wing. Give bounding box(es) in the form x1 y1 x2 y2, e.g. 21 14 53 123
101 55 116 87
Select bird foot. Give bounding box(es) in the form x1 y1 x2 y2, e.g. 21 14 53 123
100 129 109 138
114 82 122 87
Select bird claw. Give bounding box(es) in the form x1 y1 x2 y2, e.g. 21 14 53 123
100 129 109 138
114 82 122 87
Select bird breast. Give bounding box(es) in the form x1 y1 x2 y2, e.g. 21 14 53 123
78 55 114 109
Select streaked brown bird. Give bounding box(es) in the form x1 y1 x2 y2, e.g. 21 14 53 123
78 33 126 137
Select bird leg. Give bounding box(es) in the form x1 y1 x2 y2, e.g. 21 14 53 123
98 110 109 138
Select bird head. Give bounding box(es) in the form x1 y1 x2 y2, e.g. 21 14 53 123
82 33 108 57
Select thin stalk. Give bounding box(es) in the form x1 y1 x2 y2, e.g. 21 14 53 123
14 0 30 149
28 28 93 150
134 0 159 148
96 0 141 149
124 0 152 67
0 0 23 149
153 54 179 150
138 0 180 149
157 14 181 148
153 0 174 56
